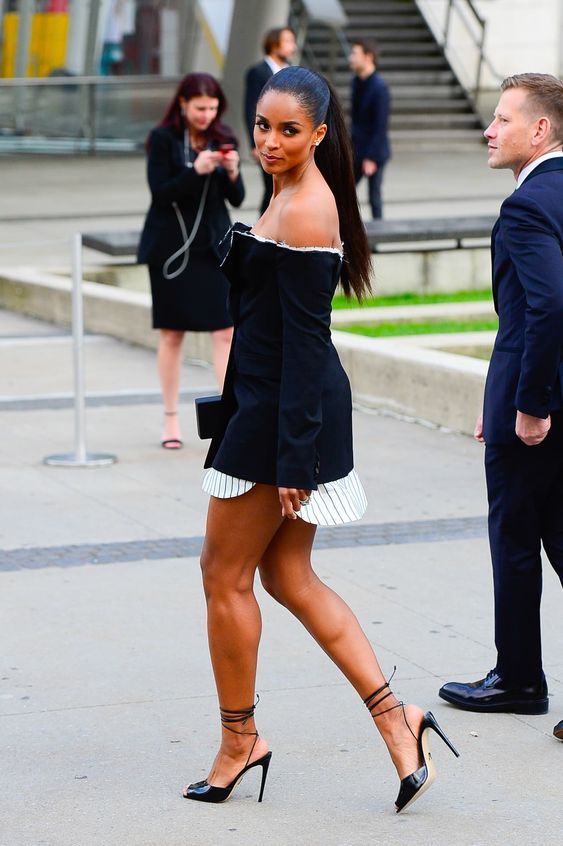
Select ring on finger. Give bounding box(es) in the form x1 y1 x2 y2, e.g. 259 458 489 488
299 497 310 506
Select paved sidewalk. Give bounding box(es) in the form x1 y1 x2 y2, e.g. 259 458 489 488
0 147 514 270
1 307 562 846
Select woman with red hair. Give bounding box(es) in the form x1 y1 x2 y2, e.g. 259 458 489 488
138 73 245 449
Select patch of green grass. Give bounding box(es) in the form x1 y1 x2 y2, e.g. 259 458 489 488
341 319 498 338
332 289 493 310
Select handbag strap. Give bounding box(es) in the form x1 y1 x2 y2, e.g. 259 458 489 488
163 175 211 280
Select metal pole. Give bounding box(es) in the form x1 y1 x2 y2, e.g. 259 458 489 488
222 0 291 156
13 0 34 132
87 81 97 155
44 234 116 467
444 0 453 45
71 232 87 463
66 0 91 74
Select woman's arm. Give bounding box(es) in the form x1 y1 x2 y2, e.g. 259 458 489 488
218 167 245 207
147 129 209 204
274 207 339 491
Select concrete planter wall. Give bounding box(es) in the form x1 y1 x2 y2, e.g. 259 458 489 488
0 269 488 435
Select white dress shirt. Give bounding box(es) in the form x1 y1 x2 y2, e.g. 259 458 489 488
516 150 563 188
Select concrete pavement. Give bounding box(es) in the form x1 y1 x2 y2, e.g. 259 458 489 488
0 147 514 270
1 306 562 846
1 147 561 846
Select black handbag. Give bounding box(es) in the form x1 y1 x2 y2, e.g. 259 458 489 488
195 395 223 439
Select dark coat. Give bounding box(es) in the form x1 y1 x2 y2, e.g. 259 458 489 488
351 71 391 165
244 60 273 149
483 157 563 444
137 125 245 266
204 223 354 490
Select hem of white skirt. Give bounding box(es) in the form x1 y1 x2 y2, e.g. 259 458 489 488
202 467 367 527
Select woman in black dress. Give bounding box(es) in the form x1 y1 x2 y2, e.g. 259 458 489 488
138 74 244 448
183 68 458 812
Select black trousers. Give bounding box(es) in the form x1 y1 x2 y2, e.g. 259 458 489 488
354 160 385 219
485 412 563 685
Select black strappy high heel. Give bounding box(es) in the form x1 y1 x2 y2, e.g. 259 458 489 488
365 671 460 813
183 699 272 804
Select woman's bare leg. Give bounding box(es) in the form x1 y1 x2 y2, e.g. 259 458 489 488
211 327 233 390
258 518 424 779
193 484 284 790
157 329 184 442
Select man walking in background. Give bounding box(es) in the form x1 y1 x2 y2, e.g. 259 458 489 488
349 38 391 219
244 26 297 215
438 74 563 742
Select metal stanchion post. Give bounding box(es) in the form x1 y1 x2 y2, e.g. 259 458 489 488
44 233 116 467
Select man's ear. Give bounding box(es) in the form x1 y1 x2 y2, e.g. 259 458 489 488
532 116 551 147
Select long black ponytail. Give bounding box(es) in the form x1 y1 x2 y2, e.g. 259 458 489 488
259 66 372 301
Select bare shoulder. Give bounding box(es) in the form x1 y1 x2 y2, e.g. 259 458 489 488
277 189 340 250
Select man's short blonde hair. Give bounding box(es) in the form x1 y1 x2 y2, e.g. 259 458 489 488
501 73 563 144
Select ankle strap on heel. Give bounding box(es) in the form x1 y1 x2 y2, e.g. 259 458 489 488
364 666 397 715
220 696 259 735
219 696 260 768
364 668 417 741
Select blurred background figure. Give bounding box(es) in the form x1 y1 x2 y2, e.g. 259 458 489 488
137 72 244 449
100 0 133 75
349 38 390 219
244 25 297 214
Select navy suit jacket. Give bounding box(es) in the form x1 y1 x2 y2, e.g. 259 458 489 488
244 60 273 149
351 71 391 165
137 126 244 265
483 157 563 444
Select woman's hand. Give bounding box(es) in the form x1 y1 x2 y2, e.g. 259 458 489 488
193 150 222 175
278 487 312 520
222 149 240 181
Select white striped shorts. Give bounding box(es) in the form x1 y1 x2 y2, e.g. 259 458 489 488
202 468 367 527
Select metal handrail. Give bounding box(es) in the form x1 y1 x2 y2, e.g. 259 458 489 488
0 74 183 88
443 0 486 96
289 0 350 82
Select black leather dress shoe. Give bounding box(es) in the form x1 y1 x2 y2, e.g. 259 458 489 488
438 669 548 714
554 720 563 740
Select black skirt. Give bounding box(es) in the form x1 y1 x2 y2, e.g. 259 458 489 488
149 250 233 331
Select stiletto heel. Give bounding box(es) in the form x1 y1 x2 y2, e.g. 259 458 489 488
365 670 459 814
183 698 272 804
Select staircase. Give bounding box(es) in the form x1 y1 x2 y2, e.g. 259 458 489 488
298 0 485 147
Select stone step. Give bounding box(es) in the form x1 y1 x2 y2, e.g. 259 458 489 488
345 14 424 27
302 0 483 150
378 56 450 70
340 86 466 101
390 127 486 148
341 96 473 115
309 26 432 42
343 0 419 12
308 39 448 58
391 112 482 128
312 53 452 71
331 70 457 87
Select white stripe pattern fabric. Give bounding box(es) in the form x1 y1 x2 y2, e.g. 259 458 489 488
202 468 367 526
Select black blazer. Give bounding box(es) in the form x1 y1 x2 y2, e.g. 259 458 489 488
483 157 563 444
137 125 245 266
205 224 354 490
244 60 273 149
351 71 391 165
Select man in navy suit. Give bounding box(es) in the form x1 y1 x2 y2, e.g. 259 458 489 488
244 27 296 215
439 74 563 739
349 38 391 218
